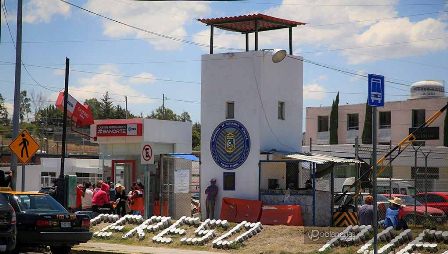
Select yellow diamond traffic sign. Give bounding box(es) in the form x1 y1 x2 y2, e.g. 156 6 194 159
9 130 40 164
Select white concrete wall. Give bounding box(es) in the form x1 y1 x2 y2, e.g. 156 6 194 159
144 119 192 152
201 51 303 218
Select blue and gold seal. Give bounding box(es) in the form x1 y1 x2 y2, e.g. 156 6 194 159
210 120 251 170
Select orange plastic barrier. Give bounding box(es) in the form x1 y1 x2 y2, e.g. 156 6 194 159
153 201 168 216
260 205 304 226
220 197 262 223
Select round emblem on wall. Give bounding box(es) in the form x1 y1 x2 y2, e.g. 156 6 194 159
210 120 251 170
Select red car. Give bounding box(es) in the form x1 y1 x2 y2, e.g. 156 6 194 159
415 192 448 215
383 194 446 224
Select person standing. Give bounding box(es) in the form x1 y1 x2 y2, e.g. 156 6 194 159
358 195 374 225
129 183 144 215
92 181 110 213
82 182 93 211
75 184 84 211
114 183 127 216
384 197 408 230
205 178 218 219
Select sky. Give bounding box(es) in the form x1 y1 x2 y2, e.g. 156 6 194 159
0 0 448 124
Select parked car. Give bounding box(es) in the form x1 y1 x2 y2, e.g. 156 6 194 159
383 194 446 224
0 189 92 254
342 177 415 195
0 190 16 253
415 192 448 214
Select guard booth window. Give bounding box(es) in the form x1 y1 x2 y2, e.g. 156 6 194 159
379 111 391 129
412 109 425 127
347 114 359 130
317 116 329 132
226 102 235 119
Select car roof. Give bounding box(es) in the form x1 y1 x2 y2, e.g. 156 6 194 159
0 188 43 195
417 192 448 196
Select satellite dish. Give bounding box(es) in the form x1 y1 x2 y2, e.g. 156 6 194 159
271 49 287 63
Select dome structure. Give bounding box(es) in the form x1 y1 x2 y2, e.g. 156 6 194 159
410 80 445 99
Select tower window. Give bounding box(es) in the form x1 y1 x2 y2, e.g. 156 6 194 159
226 102 234 119
278 101 285 120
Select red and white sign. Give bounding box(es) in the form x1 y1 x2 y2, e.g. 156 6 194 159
55 92 94 127
96 123 142 137
141 143 153 164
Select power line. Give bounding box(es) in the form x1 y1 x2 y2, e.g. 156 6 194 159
57 0 239 51
1 1 59 93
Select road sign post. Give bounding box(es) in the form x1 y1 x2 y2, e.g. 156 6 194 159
368 74 385 254
9 130 40 191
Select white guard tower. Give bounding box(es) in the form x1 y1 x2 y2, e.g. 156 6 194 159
198 14 305 218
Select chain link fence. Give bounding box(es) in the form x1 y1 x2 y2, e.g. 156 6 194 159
306 141 448 227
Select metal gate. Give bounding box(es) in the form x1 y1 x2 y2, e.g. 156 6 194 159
160 154 199 219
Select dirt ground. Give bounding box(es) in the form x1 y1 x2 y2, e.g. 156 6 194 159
90 223 448 254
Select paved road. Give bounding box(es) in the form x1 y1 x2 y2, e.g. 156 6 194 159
73 242 218 254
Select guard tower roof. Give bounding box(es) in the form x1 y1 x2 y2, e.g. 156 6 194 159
198 14 305 54
198 13 305 33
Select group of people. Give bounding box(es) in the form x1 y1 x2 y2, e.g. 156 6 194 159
358 195 408 230
75 180 145 216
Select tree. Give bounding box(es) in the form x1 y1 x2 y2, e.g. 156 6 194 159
20 90 31 122
361 102 373 144
178 112 192 122
0 93 9 126
329 92 339 144
84 98 101 119
35 105 63 127
148 106 178 121
192 122 201 151
30 90 46 121
99 92 114 119
444 110 448 147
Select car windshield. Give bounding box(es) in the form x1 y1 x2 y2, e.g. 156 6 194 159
14 194 67 213
399 195 422 206
0 194 9 209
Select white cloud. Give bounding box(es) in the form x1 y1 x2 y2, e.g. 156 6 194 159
193 0 448 63
84 0 210 50
24 0 70 23
5 102 13 117
60 65 155 105
53 69 65 76
303 83 326 100
346 18 448 63
129 72 156 85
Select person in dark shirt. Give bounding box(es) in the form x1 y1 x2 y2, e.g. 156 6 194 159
0 170 12 188
114 183 127 216
205 178 218 219
358 195 374 225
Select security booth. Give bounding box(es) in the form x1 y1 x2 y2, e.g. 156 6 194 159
259 152 360 226
159 154 200 218
90 118 192 218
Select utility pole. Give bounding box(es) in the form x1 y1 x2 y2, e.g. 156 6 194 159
125 96 128 119
10 0 23 190
55 58 69 206
162 94 166 120
372 106 378 254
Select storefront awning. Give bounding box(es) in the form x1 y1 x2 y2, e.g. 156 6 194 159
285 153 361 164
168 153 199 162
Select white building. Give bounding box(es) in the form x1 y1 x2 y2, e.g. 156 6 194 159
200 50 303 216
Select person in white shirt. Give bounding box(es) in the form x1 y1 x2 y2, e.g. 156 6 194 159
82 182 93 210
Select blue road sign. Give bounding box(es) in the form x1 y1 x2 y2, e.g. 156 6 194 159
368 74 385 107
